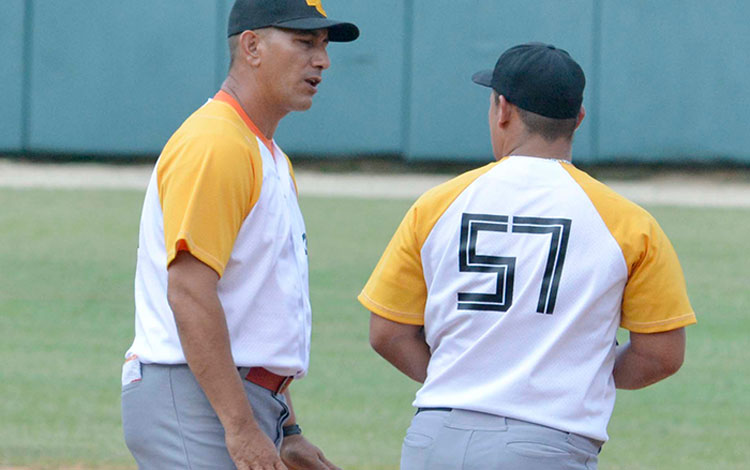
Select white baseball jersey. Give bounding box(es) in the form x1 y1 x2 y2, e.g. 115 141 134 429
126 91 311 378
359 156 695 441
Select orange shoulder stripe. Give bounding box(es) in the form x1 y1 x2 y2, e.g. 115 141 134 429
213 90 274 154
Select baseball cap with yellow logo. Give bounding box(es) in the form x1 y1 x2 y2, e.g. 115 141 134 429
228 0 359 42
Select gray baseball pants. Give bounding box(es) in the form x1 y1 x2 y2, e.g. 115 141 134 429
400 409 602 470
122 363 289 469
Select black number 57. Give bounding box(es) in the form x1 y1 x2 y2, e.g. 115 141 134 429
458 213 572 314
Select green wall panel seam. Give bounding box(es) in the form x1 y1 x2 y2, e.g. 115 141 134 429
589 0 603 158
21 0 34 152
400 0 415 156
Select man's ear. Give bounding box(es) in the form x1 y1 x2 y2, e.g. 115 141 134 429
575 105 586 130
238 30 262 66
498 95 513 127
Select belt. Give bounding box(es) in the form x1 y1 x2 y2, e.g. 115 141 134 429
417 407 453 414
242 367 294 395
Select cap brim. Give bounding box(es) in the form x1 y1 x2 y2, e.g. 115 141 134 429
274 18 360 42
472 70 493 87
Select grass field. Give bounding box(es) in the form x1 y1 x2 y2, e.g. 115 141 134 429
0 187 748 469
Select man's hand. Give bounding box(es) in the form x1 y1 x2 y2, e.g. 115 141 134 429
226 424 288 470
280 434 341 470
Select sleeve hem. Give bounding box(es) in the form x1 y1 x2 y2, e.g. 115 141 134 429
166 234 226 278
621 311 697 333
357 292 424 326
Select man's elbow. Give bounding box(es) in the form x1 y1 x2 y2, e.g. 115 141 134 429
632 327 687 384
659 349 685 378
655 327 687 379
167 274 193 315
369 327 390 357
368 312 402 357
166 251 220 317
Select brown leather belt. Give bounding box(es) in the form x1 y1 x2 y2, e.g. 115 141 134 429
243 367 294 395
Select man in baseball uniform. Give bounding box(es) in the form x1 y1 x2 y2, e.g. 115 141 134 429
360 43 696 469
121 1 358 468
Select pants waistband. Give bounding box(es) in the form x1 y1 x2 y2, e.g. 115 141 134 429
416 407 604 451
136 363 294 396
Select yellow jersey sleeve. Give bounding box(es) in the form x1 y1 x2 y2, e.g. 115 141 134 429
359 205 427 324
359 161 503 325
157 125 262 277
563 164 696 333
618 217 696 332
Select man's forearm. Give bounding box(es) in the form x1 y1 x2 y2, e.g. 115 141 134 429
282 389 297 426
613 342 666 389
377 334 431 383
167 252 260 435
171 286 259 433
613 328 686 390
167 253 287 467
370 314 431 383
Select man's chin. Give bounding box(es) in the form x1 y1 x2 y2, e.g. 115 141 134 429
289 97 314 112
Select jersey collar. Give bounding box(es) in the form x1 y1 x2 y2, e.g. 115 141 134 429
213 90 275 155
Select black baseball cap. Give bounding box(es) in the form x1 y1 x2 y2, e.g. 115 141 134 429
472 42 585 119
228 0 359 42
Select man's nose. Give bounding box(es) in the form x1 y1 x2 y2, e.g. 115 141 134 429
313 48 330 70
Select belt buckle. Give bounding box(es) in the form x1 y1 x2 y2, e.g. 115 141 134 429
276 376 293 395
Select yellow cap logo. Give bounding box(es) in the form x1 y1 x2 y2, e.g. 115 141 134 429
306 0 327 17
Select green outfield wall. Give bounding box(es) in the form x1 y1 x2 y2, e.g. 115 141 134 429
1 0 748 163
0 0 25 151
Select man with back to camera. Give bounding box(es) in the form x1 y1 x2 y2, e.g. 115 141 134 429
359 43 696 469
121 1 358 469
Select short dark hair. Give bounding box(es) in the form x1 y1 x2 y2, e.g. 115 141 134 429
517 108 577 142
494 92 577 142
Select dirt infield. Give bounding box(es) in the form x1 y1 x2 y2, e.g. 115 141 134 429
1 159 749 207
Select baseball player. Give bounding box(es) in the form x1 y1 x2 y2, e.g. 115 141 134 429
359 43 696 469
121 1 358 469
